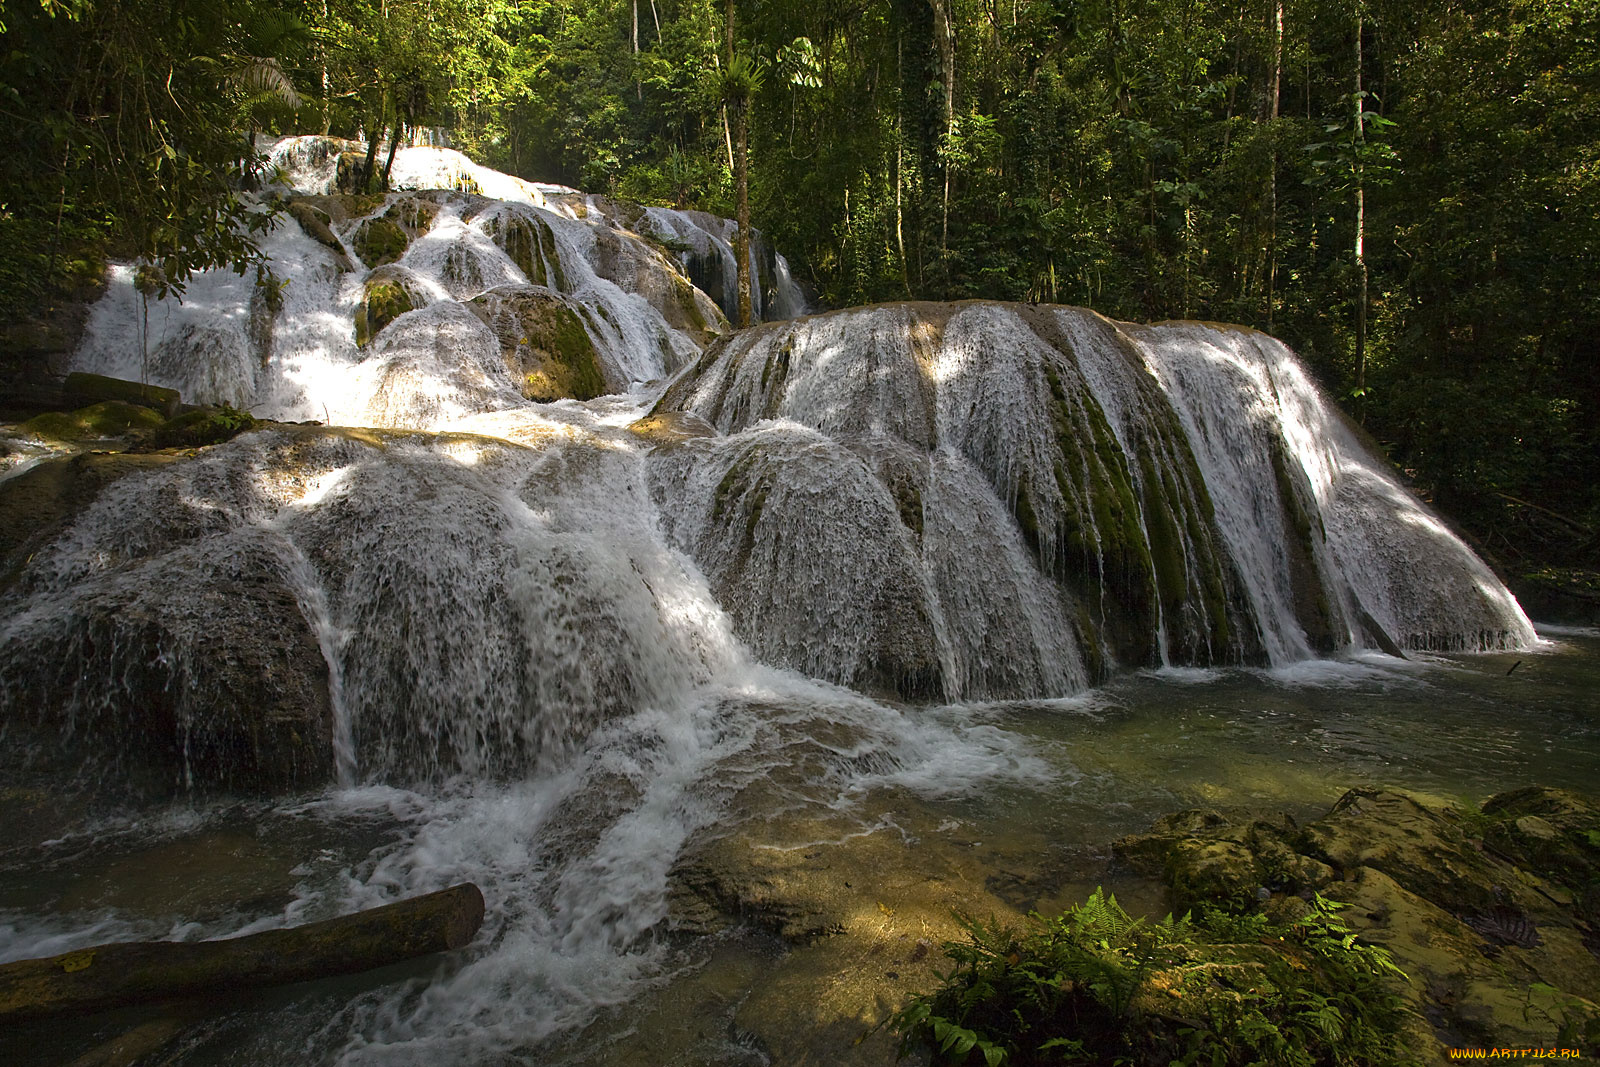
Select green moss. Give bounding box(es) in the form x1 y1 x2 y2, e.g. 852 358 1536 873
354 279 415 348
519 303 606 402
20 401 165 442
352 217 410 268
384 197 439 236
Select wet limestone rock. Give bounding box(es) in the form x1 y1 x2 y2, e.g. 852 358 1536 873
1114 787 1600 1056
355 266 425 347
626 411 718 448
18 401 165 443
351 216 410 268
482 211 567 291
384 195 440 238
1302 788 1547 916
590 224 728 346
0 451 182 591
465 285 612 401
0 540 335 797
63 372 179 417
285 201 344 254
1114 808 1334 910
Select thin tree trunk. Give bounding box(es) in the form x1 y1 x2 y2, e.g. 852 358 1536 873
320 0 331 134
931 0 955 286
380 115 403 192
360 114 381 193
1354 5 1368 415
1266 0 1282 329
734 99 753 327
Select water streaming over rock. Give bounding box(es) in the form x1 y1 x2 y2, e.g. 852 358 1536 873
0 142 1540 1065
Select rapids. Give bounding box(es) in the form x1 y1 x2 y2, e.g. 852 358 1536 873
0 142 1565 1066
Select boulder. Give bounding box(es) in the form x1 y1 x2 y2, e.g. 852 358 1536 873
354 266 426 348
0 539 335 797
465 285 612 401
284 201 344 254
627 411 718 448
1114 788 1600 1056
351 216 410 268
18 402 165 443
63 373 179 417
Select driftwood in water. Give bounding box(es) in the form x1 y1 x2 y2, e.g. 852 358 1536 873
0 882 484 1024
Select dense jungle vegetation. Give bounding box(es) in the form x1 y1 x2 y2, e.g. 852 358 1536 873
1 0 1596 575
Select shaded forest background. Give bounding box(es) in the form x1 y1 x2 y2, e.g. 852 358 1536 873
1 0 1596 582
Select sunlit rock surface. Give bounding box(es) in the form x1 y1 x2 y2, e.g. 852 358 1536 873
68 136 811 429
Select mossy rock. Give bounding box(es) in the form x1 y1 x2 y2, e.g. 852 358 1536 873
484 212 567 291
19 401 165 442
626 411 718 448
1479 787 1600 889
285 201 343 253
466 285 610 401
148 407 258 450
384 196 440 238
351 216 410 268
354 273 418 348
1115 809 1333 911
1114 788 1600 1058
63 373 179 417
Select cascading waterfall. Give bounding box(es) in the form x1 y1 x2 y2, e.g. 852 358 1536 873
0 141 1540 1064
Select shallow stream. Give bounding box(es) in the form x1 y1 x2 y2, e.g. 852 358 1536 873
2 628 1594 1065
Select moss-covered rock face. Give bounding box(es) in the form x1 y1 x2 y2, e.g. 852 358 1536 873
285 201 342 253
482 210 567 291
351 216 410 268
466 285 611 401
147 406 258 450
1114 788 1600 1056
384 195 440 238
590 223 729 346
354 268 422 348
18 401 165 443
62 372 180 417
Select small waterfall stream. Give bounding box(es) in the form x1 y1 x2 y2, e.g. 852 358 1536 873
0 143 1552 1065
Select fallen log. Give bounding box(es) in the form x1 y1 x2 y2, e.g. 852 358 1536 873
0 882 484 1024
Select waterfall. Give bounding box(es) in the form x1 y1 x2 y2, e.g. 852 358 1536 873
20 142 1534 784
0 140 1542 1065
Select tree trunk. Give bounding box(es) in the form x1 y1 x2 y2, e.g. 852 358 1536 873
930 0 955 286
734 98 753 327
1354 5 1368 416
380 115 403 193
0 884 485 1023
1266 0 1283 329
360 110 382 193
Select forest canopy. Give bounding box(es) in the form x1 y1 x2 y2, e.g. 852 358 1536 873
2 0 1596 569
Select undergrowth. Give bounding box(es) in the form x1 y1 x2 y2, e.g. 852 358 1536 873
887 889 1413 1067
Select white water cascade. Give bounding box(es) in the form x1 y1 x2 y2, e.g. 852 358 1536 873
0 140 1539 1065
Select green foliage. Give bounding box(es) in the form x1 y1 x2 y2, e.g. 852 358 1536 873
887 890 1411 1067
2 0 1595 563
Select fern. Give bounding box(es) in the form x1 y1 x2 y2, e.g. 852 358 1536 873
886 888 1412 1067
